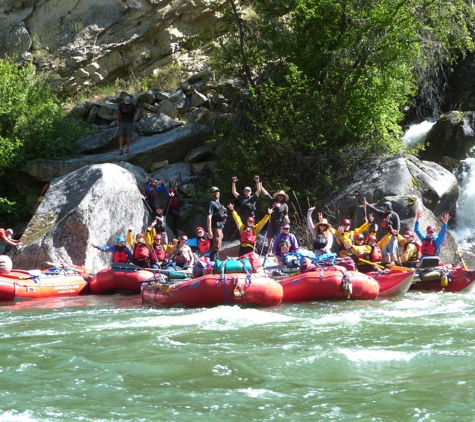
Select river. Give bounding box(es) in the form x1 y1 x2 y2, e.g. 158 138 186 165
1 291 475 421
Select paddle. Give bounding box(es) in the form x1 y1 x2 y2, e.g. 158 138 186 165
457 250 468 271
385 263 416 272
357 258 386 270
45 261 93 275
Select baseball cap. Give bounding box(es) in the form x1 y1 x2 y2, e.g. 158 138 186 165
124 96 131 104
210 187 220 193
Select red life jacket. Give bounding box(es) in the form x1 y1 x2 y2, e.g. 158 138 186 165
134 243 150 261
421 238 437 256
241 228 256 246
370 245 382 262
113 247 129 263
404 240 421 261
151 246 166 262
380 214 391 230
198 237 211 254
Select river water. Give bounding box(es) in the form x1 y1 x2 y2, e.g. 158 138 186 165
2 291 475 422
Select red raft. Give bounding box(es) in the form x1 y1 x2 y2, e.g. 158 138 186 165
0 269 89 301
410 265 475 293
141 273 283 308
365 268 415 298
278 269 379 302
89 263 156 294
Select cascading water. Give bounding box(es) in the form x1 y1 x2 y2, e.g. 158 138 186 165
402 120 435 148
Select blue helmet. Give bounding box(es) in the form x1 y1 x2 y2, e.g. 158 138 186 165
117 236 125 243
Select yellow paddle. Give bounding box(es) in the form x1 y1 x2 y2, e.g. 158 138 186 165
357 258 385 270
385 263 416 272
457 250 468 271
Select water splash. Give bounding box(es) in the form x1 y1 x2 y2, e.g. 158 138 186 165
402 121 435 148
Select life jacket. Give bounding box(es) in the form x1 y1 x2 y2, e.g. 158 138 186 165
241 228 256 246
213 201 228 222
421 238 438 256
134 243 150 261
313 235 328 251
113 246 129 263
169 197 180 215
380 213 391 230
369 245 382 262
198 237 211 254
403 240 421 261
151 245 166 263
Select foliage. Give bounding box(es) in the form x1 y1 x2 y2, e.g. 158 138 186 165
0 57 90 221
208 0 475 211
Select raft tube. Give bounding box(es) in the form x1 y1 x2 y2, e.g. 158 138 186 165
89 264 158 294
278 270 379 302
141 273 283 308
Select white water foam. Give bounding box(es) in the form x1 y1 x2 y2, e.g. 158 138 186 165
402 121 435 148
451 158 475 243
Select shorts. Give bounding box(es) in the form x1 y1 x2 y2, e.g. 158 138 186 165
382 236 398 255
119 122 134 137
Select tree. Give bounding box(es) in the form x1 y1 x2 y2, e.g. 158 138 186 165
208 0 474 201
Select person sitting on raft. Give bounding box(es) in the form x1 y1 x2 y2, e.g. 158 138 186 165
91 236 133 264
127 230 151 268
333 218 369 258
167 235 194 269
345 233 382 269
363 198 400 263
396 230 421 267
273 223 299 262
307 208 333 256
189 226 211 260
228 203 272 256
414 209 450 258
146 233 170 269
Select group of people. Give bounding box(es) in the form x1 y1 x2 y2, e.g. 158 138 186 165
91 172 450 271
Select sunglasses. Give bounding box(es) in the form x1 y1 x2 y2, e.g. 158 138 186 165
282 228 290 230
180 238 188 241
356 238 364 241
427 231 434 234
196 230 204 233
343 223 350 226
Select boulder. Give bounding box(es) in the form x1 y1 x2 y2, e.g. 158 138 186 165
13 164 149 272
151 162 193 186
420 111 475 163
135 113 183 135
158 100 178 119
327 153 458 220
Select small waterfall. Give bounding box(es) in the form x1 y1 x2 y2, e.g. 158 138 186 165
402 121 435 148
452 158 475 245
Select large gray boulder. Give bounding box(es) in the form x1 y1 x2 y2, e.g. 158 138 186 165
13 163 149 272
327 153 457 220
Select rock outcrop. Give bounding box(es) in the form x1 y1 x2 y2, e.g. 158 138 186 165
1 0 222 92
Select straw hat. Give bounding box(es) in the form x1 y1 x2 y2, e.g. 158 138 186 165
273 190 289 202
317 218 332 230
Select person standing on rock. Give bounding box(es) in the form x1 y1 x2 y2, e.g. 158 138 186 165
414 209 450 258
362 198 400 263
207 187 228 261
116 96 139 155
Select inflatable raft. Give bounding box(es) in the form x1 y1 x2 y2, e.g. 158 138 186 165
366 268 415 298
89 263 158 294
0 269 89 301
141 273 283 308
410 265 475 292
278 269 379 302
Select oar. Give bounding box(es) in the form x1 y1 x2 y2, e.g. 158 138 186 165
458 250 468 271
357 258 386 270
385 263 416 272
45 261 93 275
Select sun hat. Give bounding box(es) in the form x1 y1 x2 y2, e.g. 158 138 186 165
317 218 331 230
273 190 289 201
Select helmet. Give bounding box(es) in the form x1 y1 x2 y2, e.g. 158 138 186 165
342 219 351 225
195 226 205 233
117 236 125 243
279 239 291 247
153 234 162 241
136 232 144 239
246 216 255 223
367 235 377 242
426 225 436 232
404 230 414 238
355 233 364 240
6 229 13 236
169 187 176 193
